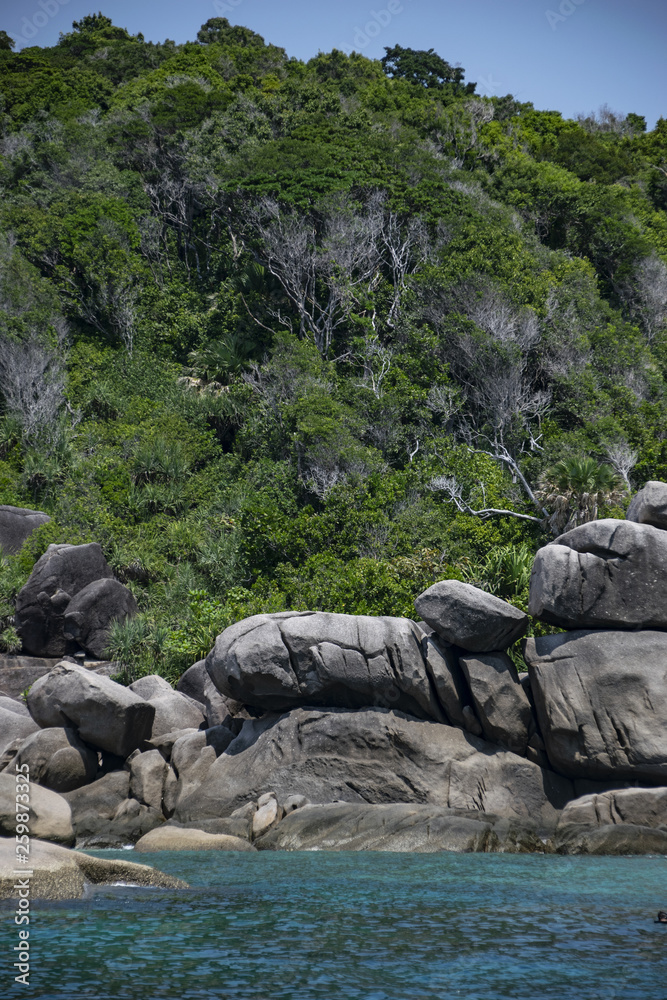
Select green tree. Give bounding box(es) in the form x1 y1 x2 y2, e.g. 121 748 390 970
381 45 475 94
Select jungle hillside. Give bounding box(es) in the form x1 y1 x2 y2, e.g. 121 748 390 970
1 14 666 680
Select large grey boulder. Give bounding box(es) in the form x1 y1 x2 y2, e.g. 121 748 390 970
458 652 534 755
26 661 155 758
528 519 667 629
557 787 667 831
0 655 62 699
15 543 113 656
0 704 39 760
0 838 187 900
414 581 528 652
206 611 447 722
174 707 572 831
0 505 50 555
257 803 546 853
63 578 137 659
177 659 240 728
11 727 98 793
523 630 667 781
129 674 205 739
0 773 74 845
626 481 667 530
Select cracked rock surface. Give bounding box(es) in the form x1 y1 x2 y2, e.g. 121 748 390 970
173 706 572 831
528 519 667 629
206 611 449 722
523 630 667 781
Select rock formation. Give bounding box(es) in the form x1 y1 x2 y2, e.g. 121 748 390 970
14 542 136 658
3 486 667 855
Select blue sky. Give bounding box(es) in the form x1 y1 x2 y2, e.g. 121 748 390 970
4 0 666 127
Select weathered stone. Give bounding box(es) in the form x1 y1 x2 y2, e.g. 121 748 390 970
177 659 236 727
108 797 165 845
129 674 205 739
528 519 667 629
129 750 168 811
553 824 667 856
134 826 256 852
63 578 137 659
206 611 446 722
626 481 667 530
252 796 283 838
0 695 30 716
0 704 39 760
62 771 130 845
0 773 74 845
459 652 534 755
0 505 50 556
0 838 187 899
524 630 667 782
15 543 114 656
256 803 546 853
283 794 309 814
422 636 472 729
0 654 61 699
11 727 98 793
414 580 528 652
557 787 667 830
27 661 155 758
174 707 572 831
165 816 252 838
168 725 236 814
145 728 200 761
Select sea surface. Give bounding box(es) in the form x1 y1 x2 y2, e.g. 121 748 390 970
2 850 666 999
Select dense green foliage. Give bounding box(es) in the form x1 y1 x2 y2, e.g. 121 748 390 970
0 15 665 679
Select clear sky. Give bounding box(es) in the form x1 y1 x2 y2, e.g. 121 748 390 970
3 0 666 127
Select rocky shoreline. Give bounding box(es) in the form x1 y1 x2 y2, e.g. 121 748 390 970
2 484 667 872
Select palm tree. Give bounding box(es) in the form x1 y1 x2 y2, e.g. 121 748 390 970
537 456 626 535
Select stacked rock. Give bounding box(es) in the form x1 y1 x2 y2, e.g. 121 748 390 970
14 543 137 659
4 487 667 855
524 481 667 852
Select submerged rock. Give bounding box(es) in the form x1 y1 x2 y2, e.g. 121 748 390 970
0 837 188 899
134 826 255 852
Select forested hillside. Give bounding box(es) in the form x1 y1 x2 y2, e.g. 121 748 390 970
1 13 666 679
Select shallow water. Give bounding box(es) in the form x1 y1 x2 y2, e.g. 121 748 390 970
2 850 667 999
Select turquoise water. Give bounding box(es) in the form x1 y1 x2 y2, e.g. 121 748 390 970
2 850 667 999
